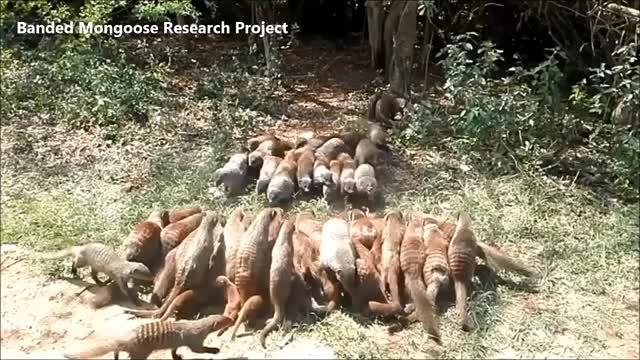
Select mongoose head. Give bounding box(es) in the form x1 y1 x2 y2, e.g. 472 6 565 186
348 209 366 222
298 176 312 193
248 150 264 168
383 209 403 222
335 266 356 294
147 210 169 228
267 178 295 206
341 178 356 194
266 208 285 242
126 262 154 282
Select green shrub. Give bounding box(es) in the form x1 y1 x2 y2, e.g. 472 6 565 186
0 45 167 130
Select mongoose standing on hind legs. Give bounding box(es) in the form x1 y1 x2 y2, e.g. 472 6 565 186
230 208 284 340
368 210 405 316
260 219 296 348
63 315 224 360
123 210 169 271
319 218 359 310
447 212 478 331
223 208 253 283
423 223 451 310
399 214 440 342
41 242 154 305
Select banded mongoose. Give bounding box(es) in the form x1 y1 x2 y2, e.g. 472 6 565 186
223 208 253 283
41 242 153 305
354 138 386 168
150 245 178 306
354 163 379 201
368 210 405 316
248 134 278 151
294 135 329 151
367 92 406 128
256 155 282 194
400 214 440 342
324 158 342 200
313 154 333 190
230 208 284 340
423 223 450 310
267 150 298 206
348 211 387 313
296 148 316 193
214 153 249 195
214 275 242 336
126 212 220 320
319 218 359 310
248 137 292 168
315 137 349 162
123 210 168 270
160 212 203 256
260 219 296 348
337 153 356 194
63 315 224 360
294 212 323 249
168 206 202 224
291 229 325 309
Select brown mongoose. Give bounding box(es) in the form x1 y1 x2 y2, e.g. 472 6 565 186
319 268 344 313
324 158 342 200
167 207 202 224
223 208 252 283
248 137 292 168
295 135 330 151
291 230 325 309
214 275 242 336
399 215 440 341
214 153 249 195
354 138 386 168
248 134 278 151
296 148 316 193
368 92 406 128
423 223 450 309
256 155 282 195
368 121 387 147
294 212 323 249
123 210 168 271
230 208 284 340
160 212 203 256
447 212 478 331
348 209 379 249
126 212 221 320
267 150 298 205
315 137 349 162
319 218 359 309
354 163 379 201
313 154 334 189
368 210 405 316
63 315 224 360
150 245 178 306
337 153 356 194
259 219 296 348
41 242 153 305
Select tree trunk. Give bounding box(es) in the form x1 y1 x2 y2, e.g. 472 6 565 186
422 13 434 94
366 0 384 69
383 1 403 79
390 1 417 97
254 1 274 73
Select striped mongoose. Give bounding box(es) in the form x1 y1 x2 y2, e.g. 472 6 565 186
267 151 298 206
124 210 169 271
160 212 203 256
256 155 282 194
168 206 202 224
230 208 284 340
41 242 153 306
64 315 224 359
319 217 359 310
214 153 249 195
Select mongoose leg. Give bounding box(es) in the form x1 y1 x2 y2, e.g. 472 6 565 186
114 351 119 360
171 348 182 360
90 268 108 286
116 276 140 306
454 279 473 331
215 316 235 336
128 350 151 360
70 261 79 277
160 289 197 321
230 294 266 340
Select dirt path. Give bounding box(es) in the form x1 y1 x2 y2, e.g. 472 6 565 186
0 247 336 359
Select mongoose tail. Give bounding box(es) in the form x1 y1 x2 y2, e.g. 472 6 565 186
476 242 539 278
64 338 119 359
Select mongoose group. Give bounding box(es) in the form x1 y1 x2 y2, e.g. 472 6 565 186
212 91 408 207
46 205 539 359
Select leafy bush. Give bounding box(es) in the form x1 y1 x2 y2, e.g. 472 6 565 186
1 45 167 130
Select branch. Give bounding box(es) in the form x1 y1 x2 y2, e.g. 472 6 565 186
604 3 640 21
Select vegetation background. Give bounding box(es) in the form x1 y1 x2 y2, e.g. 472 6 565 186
0 0 638 358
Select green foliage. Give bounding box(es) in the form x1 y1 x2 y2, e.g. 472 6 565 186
133 0 199 22
0 45 167 131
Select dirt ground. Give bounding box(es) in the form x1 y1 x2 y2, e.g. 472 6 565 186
0 247 336 359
